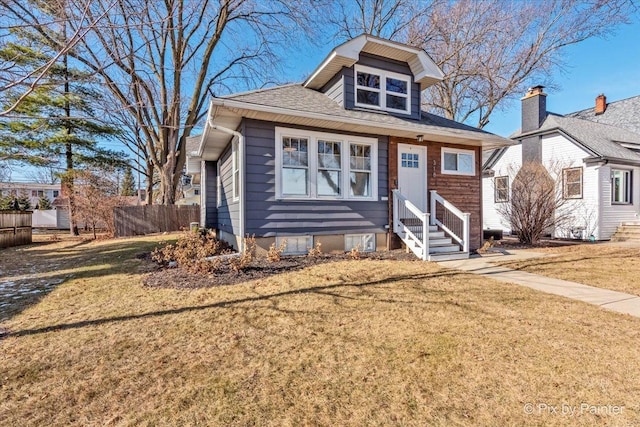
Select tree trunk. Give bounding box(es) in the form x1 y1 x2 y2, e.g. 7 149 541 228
145 162 154 205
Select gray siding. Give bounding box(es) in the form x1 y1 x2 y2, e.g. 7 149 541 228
203 161 218 228
243 119 389 237
321 72 344 106
216 142 240 235
345 52 421 120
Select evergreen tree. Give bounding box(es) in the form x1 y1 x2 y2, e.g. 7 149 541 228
0 32 126 234
121 166 136 196
16 193 31 211
38 196 52 210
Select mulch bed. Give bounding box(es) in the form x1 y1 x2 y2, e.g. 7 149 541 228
141 250 418 289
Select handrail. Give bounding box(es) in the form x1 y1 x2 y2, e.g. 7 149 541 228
430 190 470 253
392 189 429 260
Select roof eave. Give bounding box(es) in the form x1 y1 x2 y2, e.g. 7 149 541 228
208 97 512 149
304 34 444 91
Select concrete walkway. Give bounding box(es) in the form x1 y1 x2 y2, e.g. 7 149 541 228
438 250 640 318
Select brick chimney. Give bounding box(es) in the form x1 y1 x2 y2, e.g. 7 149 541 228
595 94 607 115
521 85 547 164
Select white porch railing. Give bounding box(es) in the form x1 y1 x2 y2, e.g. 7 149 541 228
429 190 470 253
392 189 429 260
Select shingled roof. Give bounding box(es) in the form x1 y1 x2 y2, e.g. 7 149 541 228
567 95 640 135
220 83 495 137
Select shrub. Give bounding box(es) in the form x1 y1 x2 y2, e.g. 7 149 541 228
348 244 361 260
267 239 287 263
307 241 322 257
151 229 232 273
229 235 257 272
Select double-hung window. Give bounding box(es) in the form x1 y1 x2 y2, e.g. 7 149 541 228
562 167 583 199
612 169 632 204
442 148 475 176
355 65 411 114
276 127 377 200
317 140 341 196
494 176 509 202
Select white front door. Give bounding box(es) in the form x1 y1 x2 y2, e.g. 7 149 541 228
397 143 427 211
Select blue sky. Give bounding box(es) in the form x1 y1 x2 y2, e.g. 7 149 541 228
8 16 640 182
483 19 640 136
286 18 640 138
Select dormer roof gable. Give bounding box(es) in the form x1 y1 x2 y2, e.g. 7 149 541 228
303 34 444 91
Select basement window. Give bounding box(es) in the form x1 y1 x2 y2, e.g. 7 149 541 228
276 236 313 255
345 233 375 252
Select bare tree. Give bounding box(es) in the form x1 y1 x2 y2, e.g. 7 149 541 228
74 168 126 238
28 166 61 185
0 0 115 116
2 0 312 204
496 162 574 244
326 0 635 128
322 0 435 41
407 0 636 128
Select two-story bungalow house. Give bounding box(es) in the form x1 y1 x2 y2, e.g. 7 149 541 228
188 35 511 260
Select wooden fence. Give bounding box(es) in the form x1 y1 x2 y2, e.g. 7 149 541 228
0 211 32 249
113 205 200 237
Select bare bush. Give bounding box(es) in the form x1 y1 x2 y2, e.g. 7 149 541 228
307 241 322 257
229 235 257 272
267 239 287 263
496 162 573 244
151 230 233 273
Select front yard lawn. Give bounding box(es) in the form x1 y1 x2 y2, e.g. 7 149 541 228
1 237 640 426
494 243 640 297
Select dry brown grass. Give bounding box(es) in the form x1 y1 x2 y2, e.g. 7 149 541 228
495 243 640 296
1 237 640 426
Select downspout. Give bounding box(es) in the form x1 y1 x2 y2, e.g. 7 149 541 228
207 115 245 252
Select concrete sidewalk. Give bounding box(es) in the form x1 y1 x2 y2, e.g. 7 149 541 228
438 250 640 318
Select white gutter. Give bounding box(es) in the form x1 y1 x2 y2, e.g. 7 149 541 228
207 112 246 253
211 97 512 148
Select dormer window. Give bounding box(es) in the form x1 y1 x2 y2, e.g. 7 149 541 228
354 65 411 114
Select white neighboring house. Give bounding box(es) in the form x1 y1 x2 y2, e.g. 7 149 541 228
483 88 640 240
177 136 201 206
0 182 61 208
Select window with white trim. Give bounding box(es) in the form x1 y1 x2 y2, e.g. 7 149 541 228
276 235 313 255
612 169 632 204
494 176 509 203
345 233 375 252
562 167 583 199
275 127 378 200
441 148 475 176
354 65 411 114
232 138 240 201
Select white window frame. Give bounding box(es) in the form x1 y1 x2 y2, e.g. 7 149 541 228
354 65 411 115
562 167 583 199
345 233 376 252
441 147 476 176
276 235 313 255
612 169 632 204
275 127 378 201
232 138 240 202
494 176 509 203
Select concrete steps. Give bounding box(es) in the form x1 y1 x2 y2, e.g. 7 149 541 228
611 223 640 242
